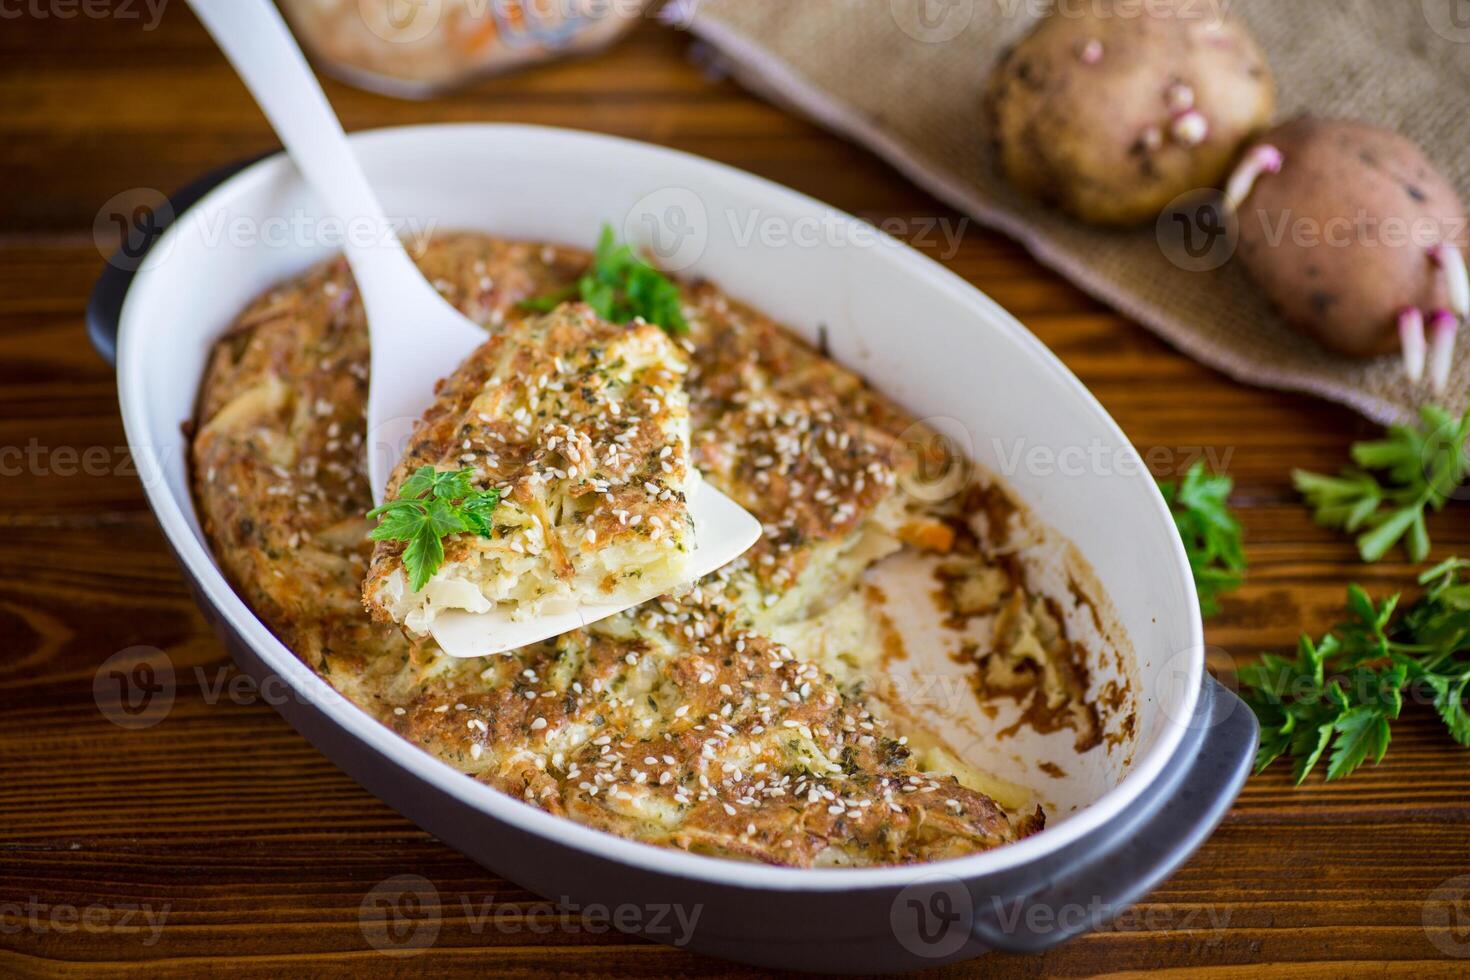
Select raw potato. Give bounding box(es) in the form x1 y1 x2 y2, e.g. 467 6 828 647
1233 117 1469 358
986 3 1275 227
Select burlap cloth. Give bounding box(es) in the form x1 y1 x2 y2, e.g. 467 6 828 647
674 0 1470 424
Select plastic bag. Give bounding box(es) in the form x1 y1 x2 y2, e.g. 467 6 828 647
280 0 657 98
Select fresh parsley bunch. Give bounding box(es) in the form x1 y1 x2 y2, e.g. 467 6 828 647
1158 461 1246 617
1241 558 1470 782
367 466 501 591
1294 405 1470 563
521 224 689 336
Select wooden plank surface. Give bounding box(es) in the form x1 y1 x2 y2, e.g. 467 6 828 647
3 5 1468 977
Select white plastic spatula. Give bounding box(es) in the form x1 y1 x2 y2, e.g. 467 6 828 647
186 0 762 656
430 476 758 658
184 0 482 505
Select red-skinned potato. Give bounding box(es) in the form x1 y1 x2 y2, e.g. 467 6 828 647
986 2 1275 227
1230 117 1470 390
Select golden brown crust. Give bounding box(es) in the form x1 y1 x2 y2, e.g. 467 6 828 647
681 282 919 618
191 233 1057 867
362 303 695 625
389 587 1022 865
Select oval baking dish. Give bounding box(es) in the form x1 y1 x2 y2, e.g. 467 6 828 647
92 125 1255 973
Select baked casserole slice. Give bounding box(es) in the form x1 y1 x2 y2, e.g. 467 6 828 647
192 236 1066 867
364 304 697 634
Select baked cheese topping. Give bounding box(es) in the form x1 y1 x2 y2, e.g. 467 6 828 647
188 233 1110 868
363 305 696 631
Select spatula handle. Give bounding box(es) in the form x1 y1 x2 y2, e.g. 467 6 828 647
183 0 424 309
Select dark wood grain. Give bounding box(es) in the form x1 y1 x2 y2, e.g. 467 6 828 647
4 4 1470 977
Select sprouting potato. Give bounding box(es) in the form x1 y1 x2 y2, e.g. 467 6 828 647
1227 117 1470 392
985 2 1275 227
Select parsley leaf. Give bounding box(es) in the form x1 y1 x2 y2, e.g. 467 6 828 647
520 224 689 335
366 466 501 592
1158 461 1246 617
1294 405 1470 563
1325 706 1391 781
1241 560 1470 782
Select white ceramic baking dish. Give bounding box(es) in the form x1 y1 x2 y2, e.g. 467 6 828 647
92 124 1254 972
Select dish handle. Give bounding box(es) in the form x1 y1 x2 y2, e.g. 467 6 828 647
969 674 1257 954
87 154 270 367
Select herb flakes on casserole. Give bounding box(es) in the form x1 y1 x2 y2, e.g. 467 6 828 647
364 304 696 632
189 232 1112 867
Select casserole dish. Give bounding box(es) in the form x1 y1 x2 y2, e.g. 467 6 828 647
91 124 1255 972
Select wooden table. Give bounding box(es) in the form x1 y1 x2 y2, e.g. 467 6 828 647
4 7 1468 977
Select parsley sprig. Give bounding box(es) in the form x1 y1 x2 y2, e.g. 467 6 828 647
1158 461 1246 617
520 224 689 335
1293 405 1470 563
1241 558 1470 782
367 467 501 592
